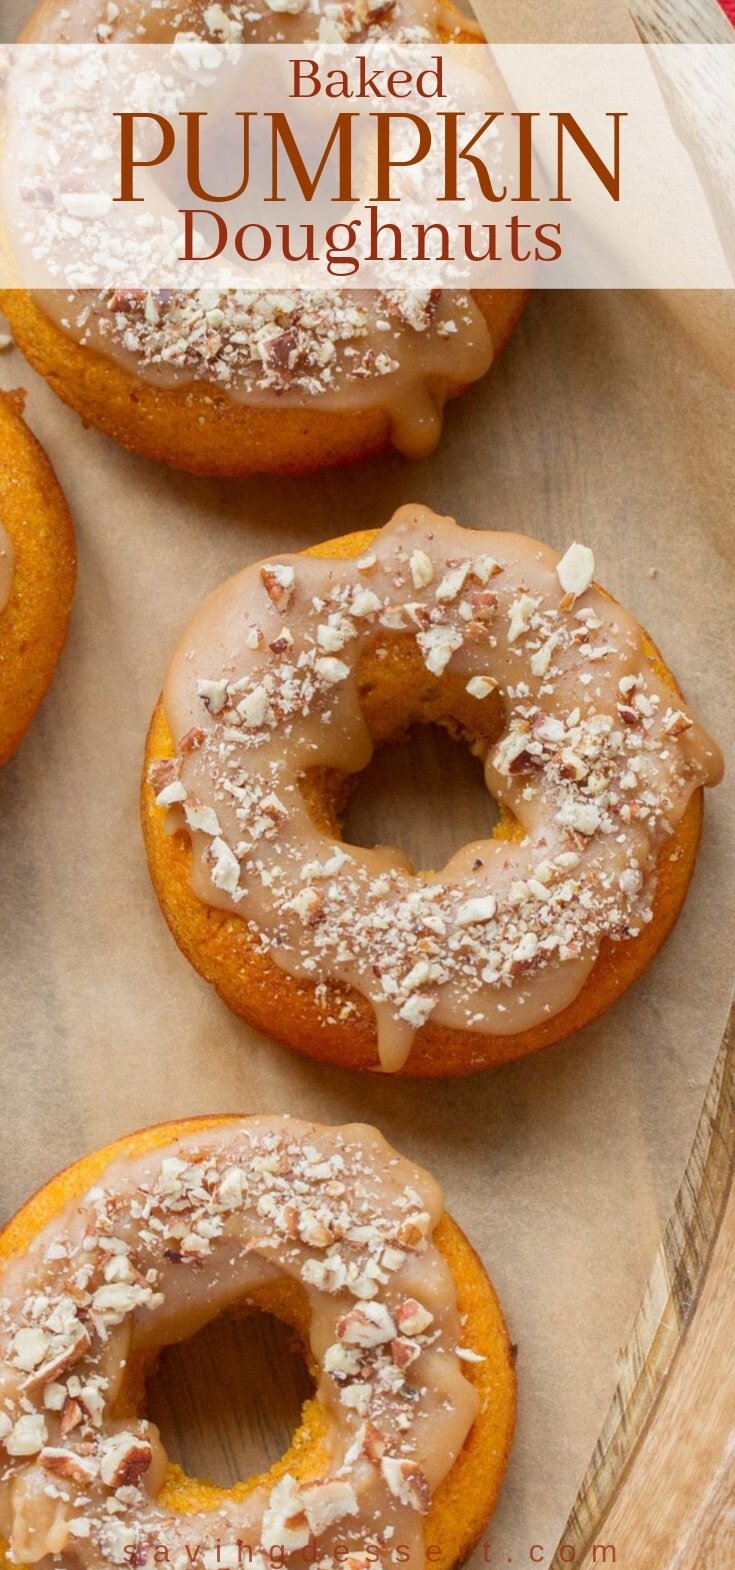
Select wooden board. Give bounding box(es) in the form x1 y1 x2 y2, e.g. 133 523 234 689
553 1001 735 1567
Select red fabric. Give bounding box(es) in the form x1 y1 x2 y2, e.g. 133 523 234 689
717 0 735 25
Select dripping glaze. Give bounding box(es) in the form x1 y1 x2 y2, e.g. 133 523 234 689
152 506 723 1073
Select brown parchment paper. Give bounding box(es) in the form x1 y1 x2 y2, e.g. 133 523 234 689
1 5 734 1561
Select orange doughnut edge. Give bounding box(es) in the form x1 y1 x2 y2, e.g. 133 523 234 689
0 1116 517 1569
0 286 526 478
0 390 76 766
141 527 704 1078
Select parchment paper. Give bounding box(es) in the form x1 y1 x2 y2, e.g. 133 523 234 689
1 3 734 1558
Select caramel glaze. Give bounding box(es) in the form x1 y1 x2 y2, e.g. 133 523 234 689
0 1118 477 1570
21 0 493 462
153 507 723 1073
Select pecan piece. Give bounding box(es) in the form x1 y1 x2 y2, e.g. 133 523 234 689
60 1398 84 1436
380 1457 431 1514
260 564 295 611
39 1447 98 1485
395 1298 434 1336
23 1325 92 1394
390 1337 420 1370
336 1302 396 1347
178 727 205 754
100 1433 153 1490
262 329 298 377
147 758 178 794
662 709 693 738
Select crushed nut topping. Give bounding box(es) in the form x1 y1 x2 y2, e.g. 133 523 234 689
154 507 721 1072
0 1118 480 1570
23 2 488 451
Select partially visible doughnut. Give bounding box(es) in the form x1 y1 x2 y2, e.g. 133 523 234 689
0 0 526 476
0 291 526 479
142 506 722 1076
0 391 76 766
0 1115 516 1570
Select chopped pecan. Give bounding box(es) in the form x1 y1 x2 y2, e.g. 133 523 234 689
380 1457 431 1513
390 1337 420 1369
111 288 145 313
100 1433 153 1491
23 1324 92 1394
361 1420 387 1461
507 749 542 776
60 1398 84 1436
336 1302 396 1347
395 1299 434 1336
39 1447 98 1485
469 589 498 623
178 728 205 754
395 1212 431 1249
260 564 295 611
147 758 178 794
662 710 693 738
262 329 298 376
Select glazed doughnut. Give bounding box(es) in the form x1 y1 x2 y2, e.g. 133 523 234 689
0 1 526 477
0 390 76 767
0 1115 515 1570
142 505 722 1077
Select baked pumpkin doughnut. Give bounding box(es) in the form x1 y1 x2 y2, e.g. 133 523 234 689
0 1 526 477
0 390 76 767
142 505 723 1077
0 1115 516 1570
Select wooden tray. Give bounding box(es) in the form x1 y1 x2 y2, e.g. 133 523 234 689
555 999 735 1568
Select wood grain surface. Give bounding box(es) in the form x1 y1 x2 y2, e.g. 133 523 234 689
551 1002 735 1567
148 1312 313 1487
579 1175 735 1568
343 726 497 870
631 0 733 42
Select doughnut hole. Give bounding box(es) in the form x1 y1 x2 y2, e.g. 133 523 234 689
117 1279 330 1511
300 633 522 872
145 1305 314 1489
340 724 498 872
